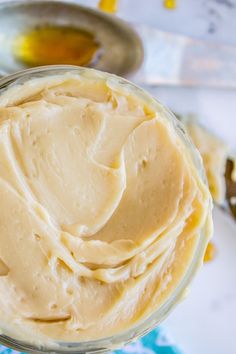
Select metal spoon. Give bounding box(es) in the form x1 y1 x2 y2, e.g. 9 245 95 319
0 0 143 77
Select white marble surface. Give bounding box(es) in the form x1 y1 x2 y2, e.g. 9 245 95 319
83 0 236 44
166 208 236 354
77 1 236 353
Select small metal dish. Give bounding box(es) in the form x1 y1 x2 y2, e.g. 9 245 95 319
0 0 143 77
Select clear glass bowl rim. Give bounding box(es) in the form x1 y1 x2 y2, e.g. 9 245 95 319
0 65 210 354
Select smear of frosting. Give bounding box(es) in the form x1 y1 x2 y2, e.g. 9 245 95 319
185 122 229 205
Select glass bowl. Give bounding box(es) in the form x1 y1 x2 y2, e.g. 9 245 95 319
0 65 211 354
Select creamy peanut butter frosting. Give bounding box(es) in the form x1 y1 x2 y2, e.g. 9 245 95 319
0 70 212 345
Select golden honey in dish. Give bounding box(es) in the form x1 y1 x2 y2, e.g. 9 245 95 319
13 25 100 67
0 69 212 346
98 0 118 13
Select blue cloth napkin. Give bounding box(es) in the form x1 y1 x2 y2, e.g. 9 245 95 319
0 327 183 354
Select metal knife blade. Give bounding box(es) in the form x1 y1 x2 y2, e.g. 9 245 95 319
132 25 236 89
